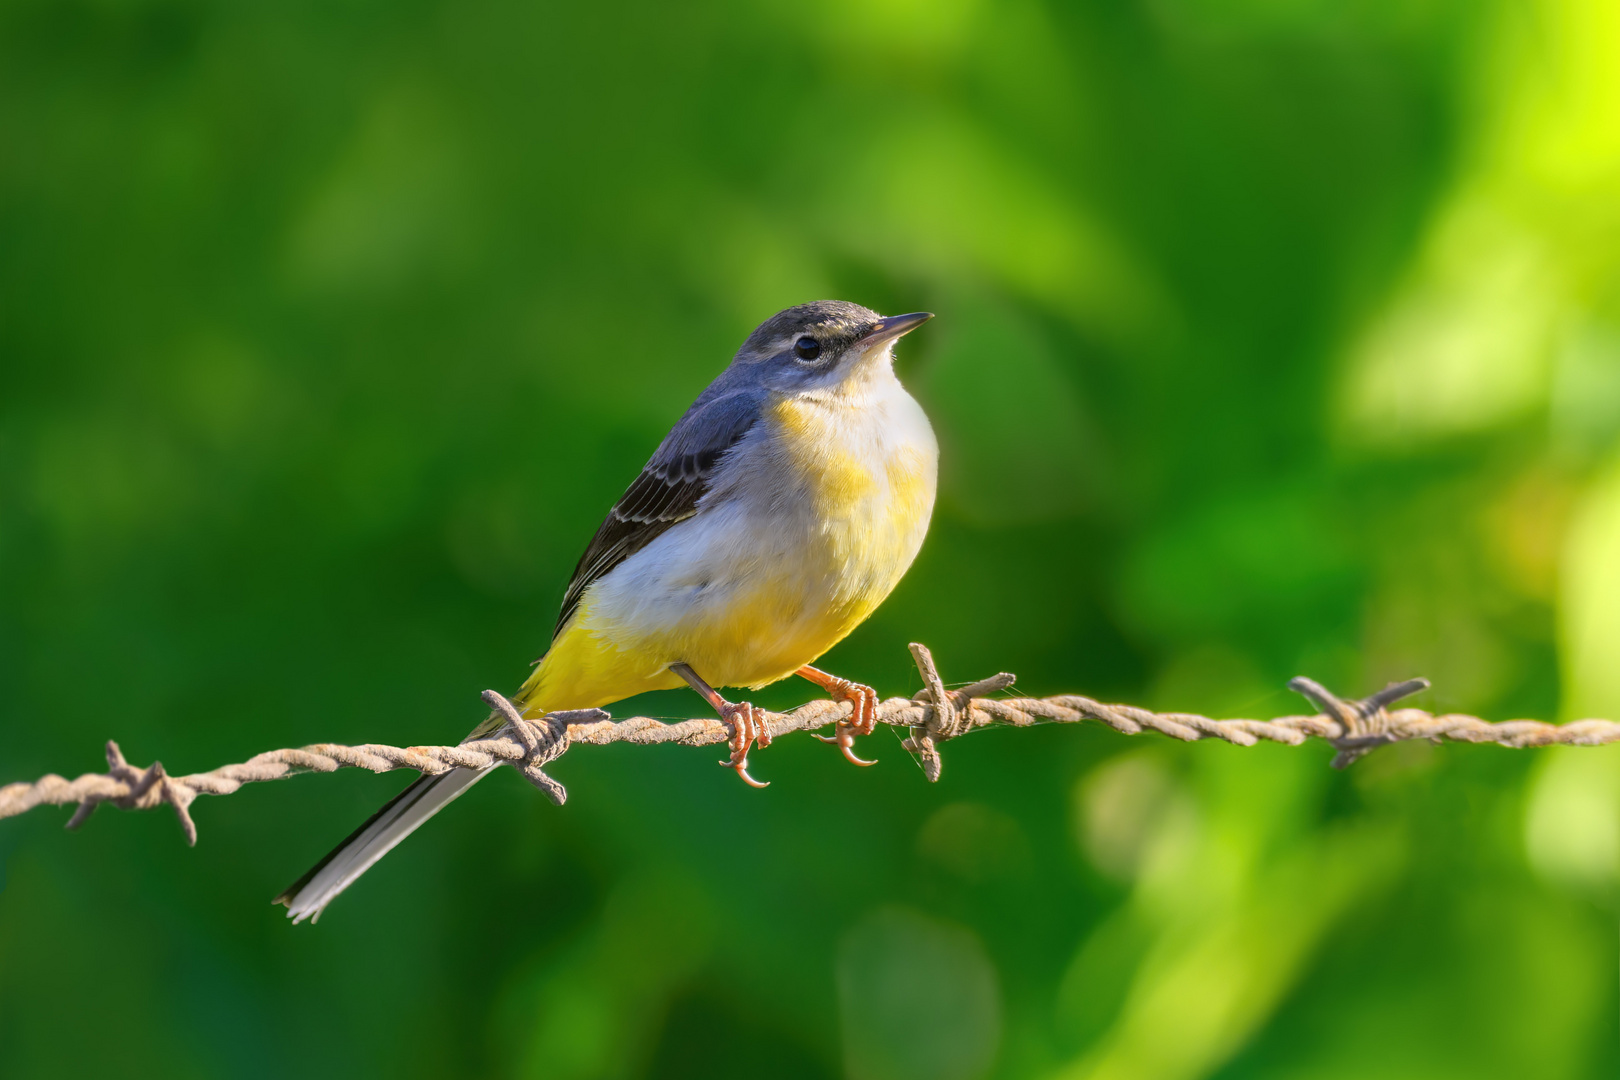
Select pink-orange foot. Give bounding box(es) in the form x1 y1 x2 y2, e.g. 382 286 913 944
716 698 772 788
799 665 879 766
670 662 772 788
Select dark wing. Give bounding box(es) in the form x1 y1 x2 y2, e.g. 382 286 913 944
554 389 762 638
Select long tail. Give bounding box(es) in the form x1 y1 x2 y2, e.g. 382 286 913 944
277 657 574 923
273 764 495 923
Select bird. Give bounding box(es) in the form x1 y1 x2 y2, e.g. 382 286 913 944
276 300 938 922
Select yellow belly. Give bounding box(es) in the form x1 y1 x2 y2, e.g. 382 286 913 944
517 585 870 716
517 389 936 717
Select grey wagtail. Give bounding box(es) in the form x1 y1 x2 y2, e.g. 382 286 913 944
277 301 937 921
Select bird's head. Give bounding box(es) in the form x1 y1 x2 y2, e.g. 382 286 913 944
735 300 933 394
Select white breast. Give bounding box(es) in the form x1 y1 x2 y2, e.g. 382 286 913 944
582 365 938 686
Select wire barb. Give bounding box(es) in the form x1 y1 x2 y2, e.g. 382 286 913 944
60 741 201 845
3 647 1616 846
479 689 578 804
1288 676 1433 768
901 643 1017 781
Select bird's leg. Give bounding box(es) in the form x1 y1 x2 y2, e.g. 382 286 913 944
799 665 879 767
670 662 771 789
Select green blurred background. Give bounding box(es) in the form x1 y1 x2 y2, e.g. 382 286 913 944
4 0 1620 1077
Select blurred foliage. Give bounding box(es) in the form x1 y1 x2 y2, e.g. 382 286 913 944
3 0 1620 1077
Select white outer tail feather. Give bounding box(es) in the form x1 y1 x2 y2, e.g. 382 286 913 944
277 765 495 923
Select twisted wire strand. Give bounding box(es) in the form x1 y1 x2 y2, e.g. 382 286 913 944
4 644 1617 844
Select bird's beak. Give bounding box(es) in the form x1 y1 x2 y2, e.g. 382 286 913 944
859 311 934 347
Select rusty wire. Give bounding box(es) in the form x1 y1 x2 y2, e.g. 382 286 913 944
4 643 1618 845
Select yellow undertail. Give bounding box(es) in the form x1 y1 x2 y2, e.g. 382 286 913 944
514 613 687 718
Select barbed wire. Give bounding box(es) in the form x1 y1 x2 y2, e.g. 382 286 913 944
4 643 1618 845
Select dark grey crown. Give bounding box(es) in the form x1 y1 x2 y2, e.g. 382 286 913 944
737 300 882 358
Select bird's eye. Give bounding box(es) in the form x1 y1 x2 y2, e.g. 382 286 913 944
793 336 821 361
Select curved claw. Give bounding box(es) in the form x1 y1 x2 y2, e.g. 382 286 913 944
803 674 879 767
814 728 877 766
722 757 771 788
717 700 770 788
842 742 877 768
